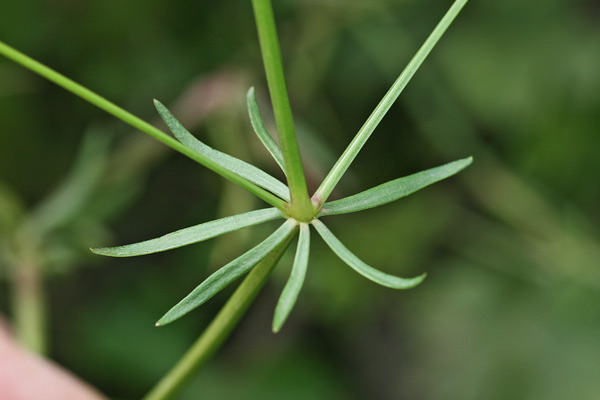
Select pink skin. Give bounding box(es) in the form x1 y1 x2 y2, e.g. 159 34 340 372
0 318 106 400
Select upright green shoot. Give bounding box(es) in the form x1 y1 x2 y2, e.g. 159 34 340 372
251 0 314 221
0 1 472 399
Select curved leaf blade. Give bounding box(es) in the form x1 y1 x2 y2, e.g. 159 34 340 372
312 220 425 289
272 223 310 333
319 157 472 216
156 219 297 326
247 87 286 174
154 99 290 201
91 208 283 257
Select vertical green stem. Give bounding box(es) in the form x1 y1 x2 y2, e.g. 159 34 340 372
11 255 47 355
143 231 296 400
251 0 314 221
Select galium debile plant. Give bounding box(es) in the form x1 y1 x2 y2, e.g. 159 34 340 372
87 0 472 333
0 0 470 397
0 0 470 333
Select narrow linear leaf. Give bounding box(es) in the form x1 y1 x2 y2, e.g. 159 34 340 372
312 220 425 289
319 157 472 216
314 0 469 205
91 208 283 257
154 100 290 202
156 219 297 326
272 223 309 333
247 87 286 174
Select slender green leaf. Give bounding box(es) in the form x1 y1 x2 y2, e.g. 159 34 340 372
247 87 286 174
313 0 469 206
272 223 309 333
312 220 425 289
319 157 472 216
156 219 297 326
155 100 291 202
91 208 283 257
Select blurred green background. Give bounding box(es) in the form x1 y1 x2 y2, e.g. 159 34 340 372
1 0 600 399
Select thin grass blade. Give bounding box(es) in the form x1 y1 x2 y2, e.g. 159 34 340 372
91 208 283 257
312 220 425 289
313 0 469 206
319 157 472 216
154 100 290 202
156 219 297 326
247 87 286 174
272 223 309 333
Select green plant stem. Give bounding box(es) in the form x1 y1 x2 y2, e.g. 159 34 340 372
313 0 468 207
11 255 47 355
0 40 286 211
142 229 296 400
251 0 313 221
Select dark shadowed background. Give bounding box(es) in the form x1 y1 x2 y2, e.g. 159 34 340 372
1 0 599 399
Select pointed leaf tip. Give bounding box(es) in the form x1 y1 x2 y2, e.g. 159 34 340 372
319 156 473 216
90 247 108 255
272 223 310 333
88 208 282 257
246 86 286 174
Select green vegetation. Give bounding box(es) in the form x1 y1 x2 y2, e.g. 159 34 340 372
2 0 599 399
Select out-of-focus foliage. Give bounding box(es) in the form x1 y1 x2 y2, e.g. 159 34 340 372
1 0 599 399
